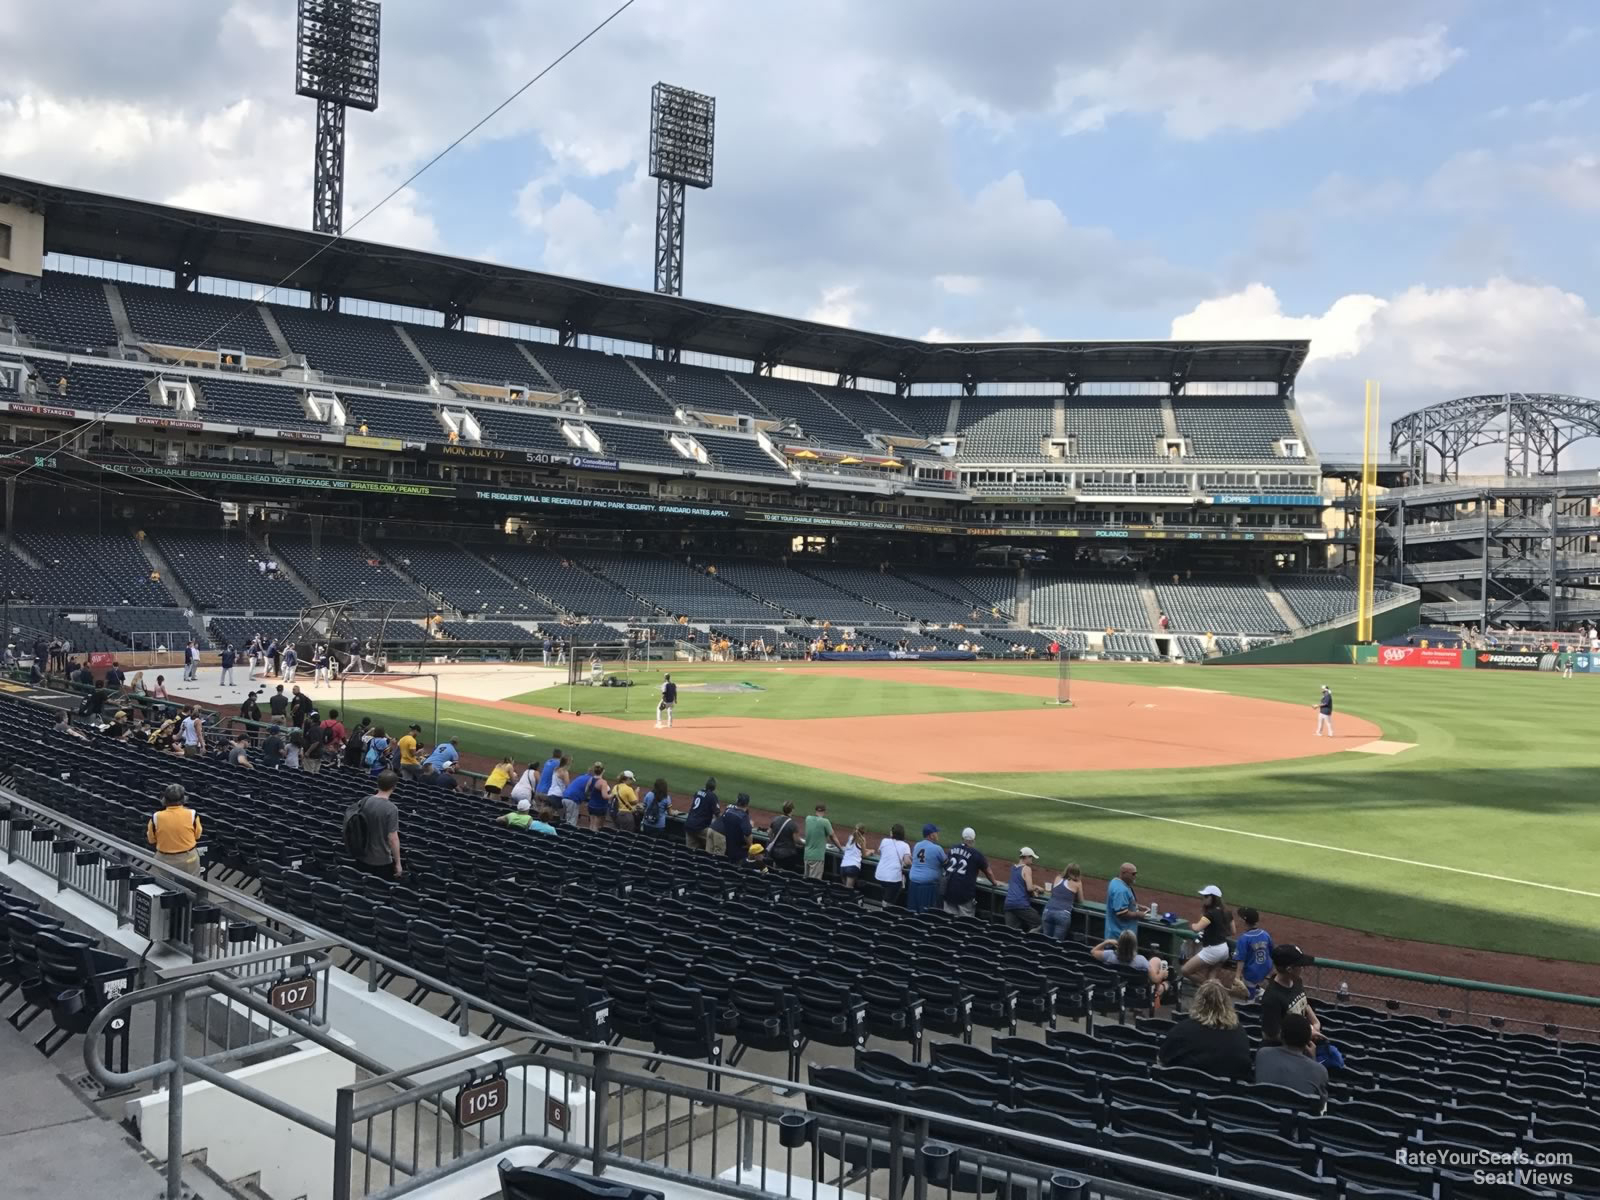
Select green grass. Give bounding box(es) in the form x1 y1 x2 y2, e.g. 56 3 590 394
508 671 1045 721
347 660 1600 964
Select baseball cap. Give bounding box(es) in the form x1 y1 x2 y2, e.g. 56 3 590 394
1271 944 1315 969
114 710 127 720
1197 884 1222 897
620 769 635 780
961 826 976 841
922 823 939 836
516 798 532 813
1019 846 1037 859
735 792 751 807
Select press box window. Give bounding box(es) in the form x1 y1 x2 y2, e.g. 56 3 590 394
0 223 12 261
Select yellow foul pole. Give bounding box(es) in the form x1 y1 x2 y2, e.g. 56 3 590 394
1357 380 1380 641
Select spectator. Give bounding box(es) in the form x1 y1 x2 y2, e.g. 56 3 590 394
152 674 169 702
1260 945 1320 1046
906 824 946 912
226 733 254 769
1042 863 1083 941
640 779 672 836
343 770 402 879
239 689 262 726
839 825 866 888
721 792 753 862
1090 930 1171 991
508 759 539 808
343 717 373 769
1182 885 1234 982
542 754 571 818
496 797 557 835
147 783 204 875
767 801 803 872
260 724 285 769
612 769 642 832
1232 907 1274 998
268 684 288 720
581 763 612 830
803 803 839 880
283 728 303 771
684 778 719 851
104 660 125 691
220 643 236 687
1004 848 1045 930
1104 862 1142 942
1255 1012 1328 1102
363 727 391 772
425 737 460 773
483 755 515 799
560 762 597 828
51 709 88 741
873 823 912 907
178 707 205 757
183 639 199 682
1158 980 1251 1080
536 747 563 795
319 708 347 756
942 827 996 917
396 724 423 779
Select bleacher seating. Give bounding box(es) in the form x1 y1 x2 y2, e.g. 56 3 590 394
1030 573 1149 631
1272 575 1366 628
118 282 279 356
198 378 328 432
472 406 573 454
405 324 541 385
96 608 193 649
434 621 539 645
1154 575 1287 635
1103 632 1158 660
586 421 691 468
955 398 1053 460
0 274 120 349
1063 396 1165 461
737 376 867 448
892 398 955 436
4 531 175 608
693 432 788 477
627 622 705 646
899 570 1018 618
267 536 430 615
797 564 994 623
814 385 909 437
488 549 657 619
271 307 429 385
19 360 155 413
377 540 550 616
1172 399 1297 462
1 607 127 653
338 392 446 443
535 620 625 645
153 530 307 612
207 615 300 650
524 344 676 419
712 561 895 623
578 555 780 623
633 360 753 416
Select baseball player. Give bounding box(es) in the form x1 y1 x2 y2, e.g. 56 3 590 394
656 673 678 729
1314 685 1334 737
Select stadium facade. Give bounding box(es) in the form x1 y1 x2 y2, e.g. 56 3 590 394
0 174 1418 659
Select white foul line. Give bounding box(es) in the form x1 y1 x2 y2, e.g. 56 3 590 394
941 778 1600 901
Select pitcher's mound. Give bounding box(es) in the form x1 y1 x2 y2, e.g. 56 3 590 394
680 681 766 695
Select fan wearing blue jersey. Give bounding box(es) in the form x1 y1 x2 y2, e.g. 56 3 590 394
1232 906 1275 998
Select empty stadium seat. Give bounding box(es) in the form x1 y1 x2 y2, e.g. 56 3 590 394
1154 575 1287 635
1030 573 1149 631
523 344 676 419
270 307 429 386
119 282 279 356
154 530 307 613
5 531 175 608
1172 398 1297 462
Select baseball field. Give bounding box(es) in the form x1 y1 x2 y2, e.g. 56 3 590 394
346 659 1600 966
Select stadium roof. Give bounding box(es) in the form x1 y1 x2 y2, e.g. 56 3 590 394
0 173 1309 388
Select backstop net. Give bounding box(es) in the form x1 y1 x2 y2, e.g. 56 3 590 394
560 643 637 715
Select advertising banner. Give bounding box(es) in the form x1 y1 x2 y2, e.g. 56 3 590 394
1377 646 1462 669
813 650 978 662
88 651 116 669
1574 653 1600 674
1473 650 1552 672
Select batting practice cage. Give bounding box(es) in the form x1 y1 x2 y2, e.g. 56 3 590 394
279 598 399 676
558 643 638 715
1050 650 1074 707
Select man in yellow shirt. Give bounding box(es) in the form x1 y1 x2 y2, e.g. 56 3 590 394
396 723 422 779
612 769 641 833
147 783 203 875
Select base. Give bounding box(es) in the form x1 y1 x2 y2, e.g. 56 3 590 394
1045 700 1075 707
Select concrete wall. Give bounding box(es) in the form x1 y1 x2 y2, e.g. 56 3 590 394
0 201 45 277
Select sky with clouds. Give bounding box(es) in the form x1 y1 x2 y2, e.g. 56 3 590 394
2 0 1598 458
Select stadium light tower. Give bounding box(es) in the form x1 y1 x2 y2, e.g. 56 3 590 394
296 0 382 238
649 83 715 298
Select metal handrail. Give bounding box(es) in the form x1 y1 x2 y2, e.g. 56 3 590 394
84 968 416 1200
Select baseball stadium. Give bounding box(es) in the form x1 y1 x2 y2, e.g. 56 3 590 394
3 7 1600 1200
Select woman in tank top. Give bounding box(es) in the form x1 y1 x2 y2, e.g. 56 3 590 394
1041 863 1083 941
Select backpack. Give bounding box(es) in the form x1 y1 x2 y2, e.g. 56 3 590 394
364 738 388 767
342 799 371 857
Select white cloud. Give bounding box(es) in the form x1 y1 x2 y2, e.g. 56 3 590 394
935 274 982 296
805 286 862 328
1172 280 1600 454
923 322 1046 343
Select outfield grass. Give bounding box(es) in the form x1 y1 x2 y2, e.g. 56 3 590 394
508 671 1046 721
349 660 1600 963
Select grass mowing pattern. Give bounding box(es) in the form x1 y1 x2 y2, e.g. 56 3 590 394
348 661 1600 963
